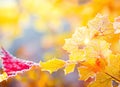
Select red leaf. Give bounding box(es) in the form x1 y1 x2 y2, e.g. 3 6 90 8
1 47 35 76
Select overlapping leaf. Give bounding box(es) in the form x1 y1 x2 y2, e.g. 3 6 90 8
88 72 112 87
40 59 66 73
64 63 75 75
63 14 120 86
105 54 120 82
1 14 120 87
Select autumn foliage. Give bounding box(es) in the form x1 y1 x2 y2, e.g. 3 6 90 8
1 14 120 87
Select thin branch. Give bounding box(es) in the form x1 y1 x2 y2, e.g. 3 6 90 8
104 72 120 83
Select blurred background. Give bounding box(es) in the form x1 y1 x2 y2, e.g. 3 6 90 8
0 0 120 87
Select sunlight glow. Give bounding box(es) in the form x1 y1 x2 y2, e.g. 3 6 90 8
84 38 89 44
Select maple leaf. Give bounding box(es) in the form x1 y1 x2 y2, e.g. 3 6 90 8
105 54 120 82
85 58 107 72
63 27 90 54
88 72 112 87
40 59 66 73
69 48 85 61
62 14 120 87
63 16 112 61
1 48 35 76
88 14 114 36
78 67 95 80
98 33 120 54
75 39 110 80
63 27 91 61
64 62 75 75
78 58 107 81
72 27 90 44
85 39 111 59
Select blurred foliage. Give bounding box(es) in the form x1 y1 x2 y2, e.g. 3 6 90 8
1 0 120 60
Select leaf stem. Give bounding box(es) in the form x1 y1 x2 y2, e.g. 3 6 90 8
104 72 120 83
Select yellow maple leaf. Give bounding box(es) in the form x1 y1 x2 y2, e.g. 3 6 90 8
88 72 112 87
63 27 90 54
62 14 120 86
64 63 75 75
88 14 114 36
63 27 91 61
72 27 90 44
78 67 95 80
105 54 120 82
40 59 66 73
0 72 7 82
63 15 113 62
69 49 85 61
98 33 120 54
78 57 107 81
85 39 111 59
83 58 107 73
